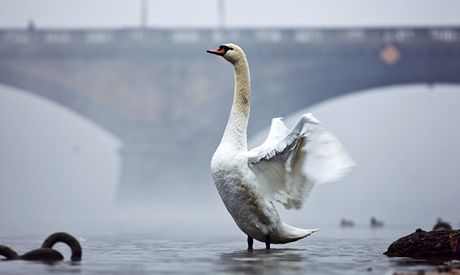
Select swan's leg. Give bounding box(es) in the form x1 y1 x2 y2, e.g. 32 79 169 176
265 235 270 250
247 236 253 250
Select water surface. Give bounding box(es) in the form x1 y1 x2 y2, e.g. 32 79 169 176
1 224 454 274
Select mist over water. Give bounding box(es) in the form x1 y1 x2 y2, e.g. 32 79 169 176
0 84 120 235
0 225 435 275
1 83 460 238
275 84 460 228
1 2 459 274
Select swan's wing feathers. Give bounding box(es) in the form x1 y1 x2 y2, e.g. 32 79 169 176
247 113 354 209
301 123 355 184
247 117 303 163
249 117 290 156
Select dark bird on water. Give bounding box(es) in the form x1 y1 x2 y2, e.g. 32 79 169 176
370 217 384 228
340 218 355 228
0 232 82 262
433 218 452 231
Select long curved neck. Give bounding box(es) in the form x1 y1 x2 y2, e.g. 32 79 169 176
221 57 251 151
0 245 19 260
41 232 82 261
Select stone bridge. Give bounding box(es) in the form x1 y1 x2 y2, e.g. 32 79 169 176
1 27 459 200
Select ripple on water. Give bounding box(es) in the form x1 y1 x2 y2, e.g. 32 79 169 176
0 227 454 275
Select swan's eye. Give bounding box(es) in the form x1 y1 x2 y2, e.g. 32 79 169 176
219 45 234 53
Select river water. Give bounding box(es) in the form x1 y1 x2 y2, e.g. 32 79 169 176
1 223 456 275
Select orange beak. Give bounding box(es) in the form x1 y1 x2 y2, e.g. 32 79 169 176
207 48 226 56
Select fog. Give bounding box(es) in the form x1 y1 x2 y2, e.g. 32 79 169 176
1 83 459 236
277 84 460 228
0 85 120 234
1 0 460 28
1 0 460 238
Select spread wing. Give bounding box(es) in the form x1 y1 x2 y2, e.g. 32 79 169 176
246 113 355 209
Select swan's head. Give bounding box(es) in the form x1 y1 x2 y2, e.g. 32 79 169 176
207 43 245 64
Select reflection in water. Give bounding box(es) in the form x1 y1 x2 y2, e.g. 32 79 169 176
2 226 458 275
388 257 460 274
45 262 82 274
219 249 306 274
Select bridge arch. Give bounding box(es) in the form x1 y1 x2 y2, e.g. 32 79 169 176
1 28 459 200
0 83 121 223
254 82 460 133
260 83 460 224
0 82 120 141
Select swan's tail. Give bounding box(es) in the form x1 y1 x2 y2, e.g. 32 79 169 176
275 223 318 244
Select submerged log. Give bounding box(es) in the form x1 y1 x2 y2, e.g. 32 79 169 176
385 228 460 259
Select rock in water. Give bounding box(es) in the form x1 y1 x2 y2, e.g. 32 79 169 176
384 229 460 259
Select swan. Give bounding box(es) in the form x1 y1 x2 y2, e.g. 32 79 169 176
208 43 354 250
0 232 82 261
41 232 82 261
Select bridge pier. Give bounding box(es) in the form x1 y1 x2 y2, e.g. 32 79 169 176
117 141 185 202
116 137 215 203
117 143 159 202
0 28 459 201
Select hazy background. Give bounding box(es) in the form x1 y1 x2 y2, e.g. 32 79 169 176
1 0 460 236
1 0 460 28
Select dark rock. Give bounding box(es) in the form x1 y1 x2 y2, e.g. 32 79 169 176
384 229 460 259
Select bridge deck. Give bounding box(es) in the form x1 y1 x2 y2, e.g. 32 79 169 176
1 27 459 198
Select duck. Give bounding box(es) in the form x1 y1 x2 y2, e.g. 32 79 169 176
208 43 354 250
433 218 452 231
370 217 384 228
0 232 82 261
340 218 355 228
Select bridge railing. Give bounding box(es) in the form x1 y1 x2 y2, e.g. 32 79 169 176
0 28 459 47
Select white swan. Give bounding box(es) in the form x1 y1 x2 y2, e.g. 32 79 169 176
208 43 354 250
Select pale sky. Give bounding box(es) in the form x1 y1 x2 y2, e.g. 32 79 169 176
1 0 460 28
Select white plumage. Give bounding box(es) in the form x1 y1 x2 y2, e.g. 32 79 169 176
208 43 354 248
247 114 354 210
